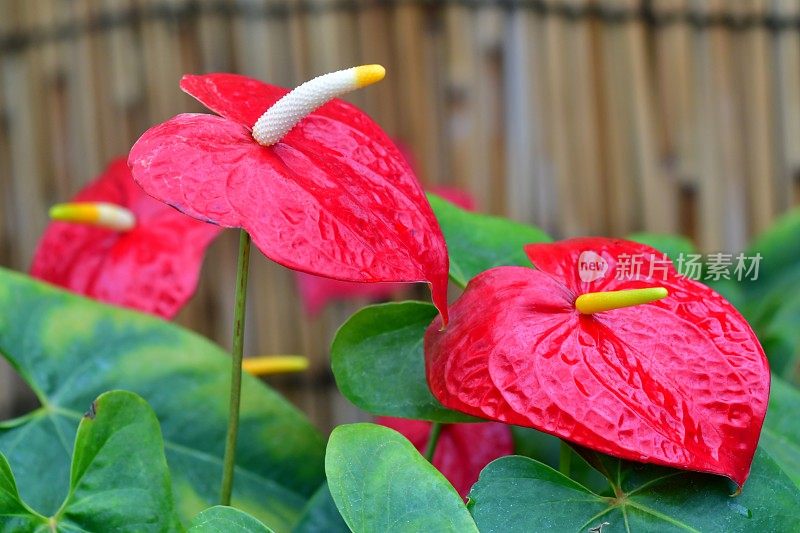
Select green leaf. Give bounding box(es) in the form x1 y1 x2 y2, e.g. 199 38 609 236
331 301 478 423
758 293 800 381
626 232 698 262
743 207 800 299
510 427 609 494
468 448 800 532
761 377 800 486
428 193 551 287
292 482 348 533
0 453 40 531
0 268 324 531
190 506 274 532
0 390 180 532
325 423 479 533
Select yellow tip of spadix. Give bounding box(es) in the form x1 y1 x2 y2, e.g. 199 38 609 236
49 202 136 231
354 64 386 88
50 203 96 223
242 355 309 377
575 287 668 315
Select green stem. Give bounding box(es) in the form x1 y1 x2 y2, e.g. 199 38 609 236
559 440 571 477
220 230 252 505
424 422 444 462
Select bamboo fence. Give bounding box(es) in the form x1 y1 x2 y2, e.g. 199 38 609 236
1 0 799 428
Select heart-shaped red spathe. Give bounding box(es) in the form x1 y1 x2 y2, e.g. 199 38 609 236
128 73 449 321
425 237 770 486
30 158 221 319
375 417 513 498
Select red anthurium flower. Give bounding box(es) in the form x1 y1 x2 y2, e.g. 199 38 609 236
425 237 769 486
294 272 406 317
375 417 513 498
128 66 449 321
30 158 221 319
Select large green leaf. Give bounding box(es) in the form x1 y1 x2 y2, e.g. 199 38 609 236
190 506 274 532
325 423 479 533
292 482 348 533
331 301 477 423
758 293 800 382
469 448 800 532
743 207 800 299
0 268 325 531
761 378 800 485
719 211 800 380
428 193 551 287
0 390 179 532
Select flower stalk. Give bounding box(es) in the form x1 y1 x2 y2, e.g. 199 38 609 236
559 441 571 476
424 422 444 462
220 229 252 505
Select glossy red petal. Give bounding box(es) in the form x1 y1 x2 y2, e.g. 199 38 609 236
30 158 221 318
180 73 288 128
425 262 769 486
130 81 449 320
375 417 513 498
524 237 684 294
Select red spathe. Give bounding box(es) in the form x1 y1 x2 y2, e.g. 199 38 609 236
425 237 769 486
128 73 449 322
30 158 221 319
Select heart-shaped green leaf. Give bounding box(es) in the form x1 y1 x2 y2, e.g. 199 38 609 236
325 423 479 533
0 268 324 531
468 448 800 532
331 301 478 423
427 193 551 287
292 482 348 533
190 506 274 532
0 390 180 532
761 377 800 486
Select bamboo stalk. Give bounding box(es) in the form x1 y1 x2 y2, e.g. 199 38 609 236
357 1 398 134
502 5 537 226
547 0 587 235
393 1 442 186
738 0 776 237
596 0 636 235
770 0 800 211
564 0 604 234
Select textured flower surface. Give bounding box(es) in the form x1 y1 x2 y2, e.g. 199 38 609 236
375 416 513 498
128 72 449 320
293 185 475 316
425 237 770 486
30 158 220 318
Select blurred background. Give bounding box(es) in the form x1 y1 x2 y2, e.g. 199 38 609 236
1 0 799 430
